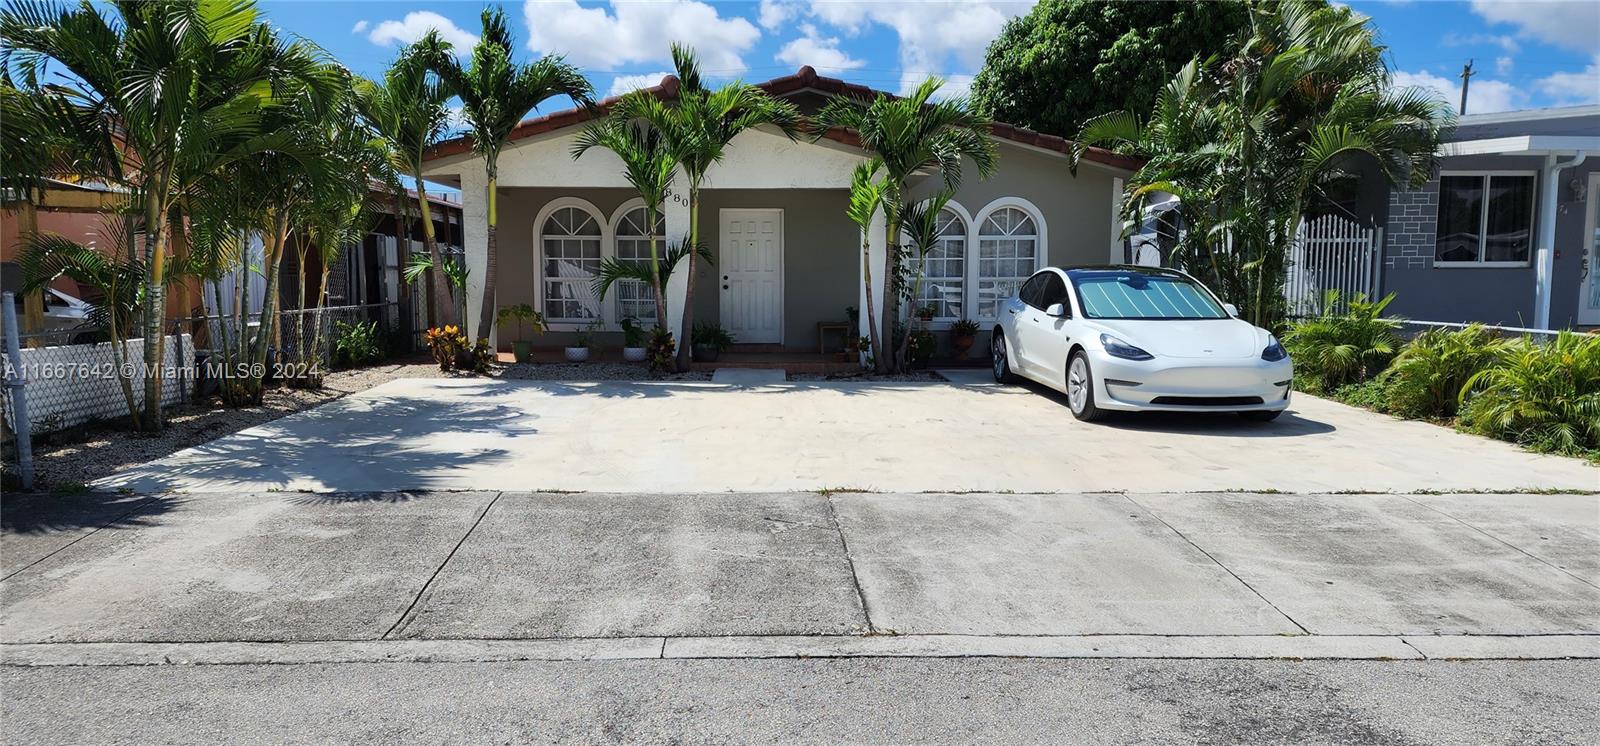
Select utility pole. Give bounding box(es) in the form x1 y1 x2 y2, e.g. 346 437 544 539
1458 59 1474 115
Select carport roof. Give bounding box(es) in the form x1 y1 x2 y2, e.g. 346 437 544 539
422 65 1144 172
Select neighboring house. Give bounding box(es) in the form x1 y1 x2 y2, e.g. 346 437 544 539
277 185 465 337
1380 105 1598 330
421 66 1140 352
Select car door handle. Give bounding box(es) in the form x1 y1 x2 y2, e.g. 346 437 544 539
1008 308 1018 314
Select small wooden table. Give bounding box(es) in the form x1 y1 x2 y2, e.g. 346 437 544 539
816 321 851 353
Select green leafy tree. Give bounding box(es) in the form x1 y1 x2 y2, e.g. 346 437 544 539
1 0 342 427
971 0 1250 137
425 7 593 342
1075 0 1450 328
813 77 996 373
354 42 455 327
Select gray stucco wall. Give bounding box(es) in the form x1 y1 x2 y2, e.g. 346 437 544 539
485 139 1128 351
1379 154 1595 327
694 189 857 349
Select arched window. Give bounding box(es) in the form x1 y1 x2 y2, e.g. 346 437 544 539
541 205 603 321
916 208 967 320
975 206 1039 320
613 206 664 325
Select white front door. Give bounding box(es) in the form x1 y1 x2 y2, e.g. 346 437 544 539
719 209 784 343
1578 173 1600 326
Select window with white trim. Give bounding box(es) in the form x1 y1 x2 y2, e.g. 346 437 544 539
541 206 603 321
1435 173 1536 265
976 206 1039 319
613 206 663 325
916 208 967 320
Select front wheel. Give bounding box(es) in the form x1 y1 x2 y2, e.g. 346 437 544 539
1239 409 1283 423
1066 351 1107 422
991 330 1018 383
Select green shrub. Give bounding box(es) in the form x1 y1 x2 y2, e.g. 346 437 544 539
1459 331 1600 457
1379 324 1506 419
1282 291 1400 393
331 320 385 369
1329 378 1392 413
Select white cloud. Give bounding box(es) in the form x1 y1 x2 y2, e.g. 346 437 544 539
793 1 1033 94
758 0 801 31
933 74 975 101
523 0 760 73
368 11 478 54
1495 56 1514 76
1470 0 1600 54
351 20 369 35
1535 55 1600 106
607 71 673 97
1441 31 1520 54
1393 69 1526 114
775 24 864 72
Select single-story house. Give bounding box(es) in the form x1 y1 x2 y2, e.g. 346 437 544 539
1379 105 1598 330
421 66 1140 353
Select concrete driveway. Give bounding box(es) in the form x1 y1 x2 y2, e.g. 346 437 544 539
94 376 1596 494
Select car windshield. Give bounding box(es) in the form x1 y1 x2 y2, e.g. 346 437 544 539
1070 271 1228 320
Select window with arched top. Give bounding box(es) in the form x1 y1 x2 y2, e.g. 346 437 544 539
976 206 1039 320
541 205 603 321
613 206 664 325
916 208 967 320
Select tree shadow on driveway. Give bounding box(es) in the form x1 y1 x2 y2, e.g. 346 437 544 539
92 396 535 494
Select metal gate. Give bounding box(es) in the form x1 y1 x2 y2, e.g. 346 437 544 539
1283 215 1383 317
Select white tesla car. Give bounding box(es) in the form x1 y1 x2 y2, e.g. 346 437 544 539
990 265 1293 422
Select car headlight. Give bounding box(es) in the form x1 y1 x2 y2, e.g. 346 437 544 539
1261 334 1288 362
1100 333 1153 361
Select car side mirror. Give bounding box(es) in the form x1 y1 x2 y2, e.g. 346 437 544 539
1222 303 1239 317
1045 303 1069 318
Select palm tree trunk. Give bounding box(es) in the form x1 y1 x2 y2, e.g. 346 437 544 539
138 191 170 430
646 204 667 324
476 174 499 341
413 174 454 328
675 190 700 371
877 217 899 374
860 234 880 369
247 212 289 404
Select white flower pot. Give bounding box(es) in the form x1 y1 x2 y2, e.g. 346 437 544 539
622 346 647 362
564 347 590 362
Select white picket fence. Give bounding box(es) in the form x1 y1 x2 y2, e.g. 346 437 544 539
1283 216 1383 317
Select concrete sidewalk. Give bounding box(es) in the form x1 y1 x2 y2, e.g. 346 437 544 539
91 378 1599 494
3 491 1595 660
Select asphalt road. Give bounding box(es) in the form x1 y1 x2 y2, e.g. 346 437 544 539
4 658 1597 745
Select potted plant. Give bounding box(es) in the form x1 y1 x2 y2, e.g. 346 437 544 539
949 318 980 359
426 325 470 372
497 303 547 364
565 319 602 362
619 317 648 362
691 322 735 362
917 304 937 322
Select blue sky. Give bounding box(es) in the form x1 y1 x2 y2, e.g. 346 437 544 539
263 0 1599 112
262 0 1598 137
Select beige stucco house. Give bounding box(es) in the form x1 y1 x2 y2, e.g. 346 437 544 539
421 66 1141 352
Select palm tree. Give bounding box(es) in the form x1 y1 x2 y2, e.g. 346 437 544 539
1 0 343 428
354 42 455 327
425 7 594 341
813 78 997 372
844 162 890 365
572 100 678 325
1075 1 1449 328
614 44 803 370
897 189 956 364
